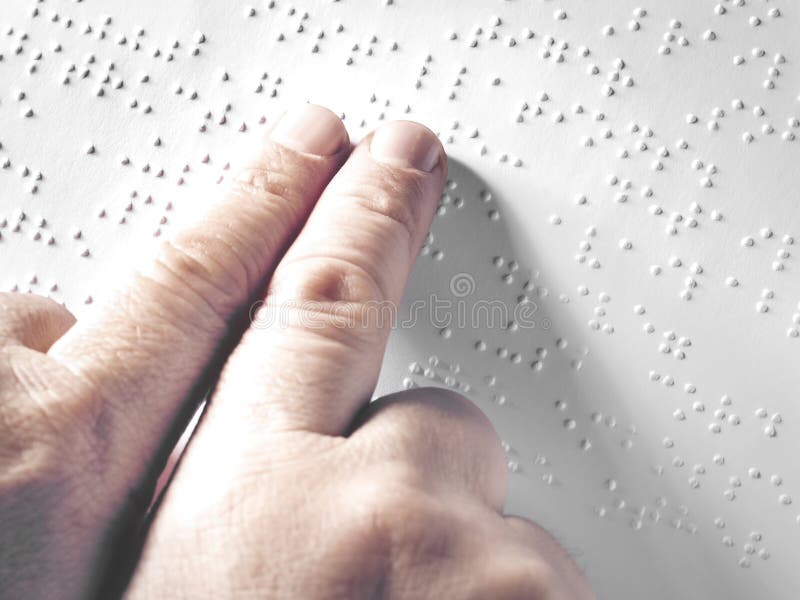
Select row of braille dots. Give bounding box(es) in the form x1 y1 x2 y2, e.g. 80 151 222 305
658 438 723 473
419 180 459 260
482 187 504 222
0 209 88 255
245 2 395 60
412 53 432 92
404 355 471 395
712 455 793 506
550 6 649 38
690 98 799 143
53 20 220 115
55 44 169 113
738 231 798 332
419 228 443 261
657 18 694 56
405 356 585 434
1 27 43 119
3 33 176 129
492 8 647 39
558 395 637 454
480 238 566 355
444 63 469 104
586 55 634 100
658 1 783 57
738 101 798 144
650 451 783 560
363 93 412 127
492 254 519 286
720 527 772 569
2 281 90 305
501 440 550 477
586 126 674 204
112 140 188 192
109 27 213 111
95 185 171 234
618 122 665 173
647 367 697 396
715 502 780 568
346 34 399 66
436 190 464 217
574 225 603 270
585 407 637 453
516 92 638 153
58 54 136 102
444 116 482 148
473 337 548 376
446 15 534 50
482 374 513 410
715 521 771 564
714 471 792 569
0 143 44 194
603 129 723 221
657 437 789 515
721 234 794 321
50 10 208 68
733 47 790 97
649 256 705 302
1 24 32 63
49 12 171 55
197 92 278 134
673 389 744 435
474 333 577 376
598 409 637 451
490 256 579 365
586 291 615 335
130 30 211 105
661 382 783 442
595 494 699 536
477 37 633 101
650 324 693 362
101 150 242 233
716 0 783 27
512 93 608 152
650 197 715 239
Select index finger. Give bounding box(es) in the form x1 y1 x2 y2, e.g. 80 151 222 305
47 104 350 490
205 120 447 436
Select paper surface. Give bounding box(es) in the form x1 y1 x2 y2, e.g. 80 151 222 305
1 1 798 597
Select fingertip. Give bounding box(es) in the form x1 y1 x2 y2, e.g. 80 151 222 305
270 103 350 157
369 120 447 173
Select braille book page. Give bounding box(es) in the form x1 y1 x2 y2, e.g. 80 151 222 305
1 1 798 598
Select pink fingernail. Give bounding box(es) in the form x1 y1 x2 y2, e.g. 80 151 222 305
270 104 348 156
370 121 443 172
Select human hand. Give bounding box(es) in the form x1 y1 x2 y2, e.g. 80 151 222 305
0 104 593 599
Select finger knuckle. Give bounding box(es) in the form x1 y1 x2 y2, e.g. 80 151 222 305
0 293 75 332
228 155 296 210
269 254 394 336
343 176 425 247
227 144 322 223
396 386 505 464
145 150 320 325
338 467 451 558
148 233 255 326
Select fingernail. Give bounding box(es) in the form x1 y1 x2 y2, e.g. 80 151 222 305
370 121 442 172
270 104 348 156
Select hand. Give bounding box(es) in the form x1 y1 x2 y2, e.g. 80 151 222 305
0 104 593 599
